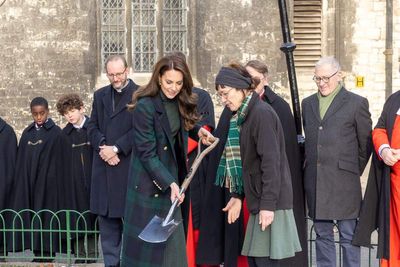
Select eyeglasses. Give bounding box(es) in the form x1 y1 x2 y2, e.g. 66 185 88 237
218 88 235 99
312 70 338 83
107 68 127 79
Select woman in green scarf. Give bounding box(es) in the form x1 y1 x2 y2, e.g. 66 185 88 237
214 62 301 267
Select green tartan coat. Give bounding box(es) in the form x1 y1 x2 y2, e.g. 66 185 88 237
121 94 192 267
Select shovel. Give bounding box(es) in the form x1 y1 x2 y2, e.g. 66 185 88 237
138 137 219 243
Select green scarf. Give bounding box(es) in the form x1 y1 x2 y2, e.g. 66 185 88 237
215 92 253 194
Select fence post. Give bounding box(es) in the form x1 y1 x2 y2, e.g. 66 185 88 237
66 210 72 266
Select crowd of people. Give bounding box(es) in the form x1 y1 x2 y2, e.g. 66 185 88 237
0 53 398 267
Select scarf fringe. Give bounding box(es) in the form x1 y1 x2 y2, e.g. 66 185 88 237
215 175 244 195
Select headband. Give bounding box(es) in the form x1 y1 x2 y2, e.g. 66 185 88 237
215 67 252 89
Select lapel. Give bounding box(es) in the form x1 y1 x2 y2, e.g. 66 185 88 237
322 87 348 121
152 94 177 163
101 85 113 117
309 93 321 122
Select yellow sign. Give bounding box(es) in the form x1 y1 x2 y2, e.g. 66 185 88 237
356 76 364 88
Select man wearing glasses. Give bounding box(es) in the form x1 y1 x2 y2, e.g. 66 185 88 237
302 56 372 267
88 55 138 267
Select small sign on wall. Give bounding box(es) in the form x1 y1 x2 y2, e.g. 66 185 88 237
356 76 364 88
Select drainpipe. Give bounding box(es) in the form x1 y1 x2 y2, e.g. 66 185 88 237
384 0 393 99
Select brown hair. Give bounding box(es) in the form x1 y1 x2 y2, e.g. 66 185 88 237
56 93 84 115
128 55 199 131
245 60 269 76
215 61 259 92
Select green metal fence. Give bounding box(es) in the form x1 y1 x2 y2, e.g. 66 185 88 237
0 210 382 266
0 209 102 265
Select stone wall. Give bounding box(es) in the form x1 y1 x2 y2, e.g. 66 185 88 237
193 0 291 117
1 0 399 135
299 0 400 124
0 0 98 137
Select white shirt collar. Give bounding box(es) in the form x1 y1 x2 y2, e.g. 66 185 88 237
73 116 86 129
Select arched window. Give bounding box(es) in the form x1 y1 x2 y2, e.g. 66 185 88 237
101 0 187 72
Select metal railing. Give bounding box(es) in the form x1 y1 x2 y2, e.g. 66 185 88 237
0 209 102 265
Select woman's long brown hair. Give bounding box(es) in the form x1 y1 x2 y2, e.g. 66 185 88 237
128 55 199 131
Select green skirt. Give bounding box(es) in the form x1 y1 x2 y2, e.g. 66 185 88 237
241 209 302 259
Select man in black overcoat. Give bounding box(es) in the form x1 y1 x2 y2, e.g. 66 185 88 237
302 57 372 267
87 55 138 267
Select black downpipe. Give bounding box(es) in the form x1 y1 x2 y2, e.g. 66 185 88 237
277 0 303 142
385 0 393 99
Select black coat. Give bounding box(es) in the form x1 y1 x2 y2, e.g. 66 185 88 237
53 116 96 236
302 87 372 219
11 118 61 252
262 87 307 266
0 118 17 249
352 91 400 259
197 93 296 266
0 118 17 210
196 107 245 267
189 87 215 229
88 79 138 218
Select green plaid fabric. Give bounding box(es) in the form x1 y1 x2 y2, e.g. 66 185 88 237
216 92 253 194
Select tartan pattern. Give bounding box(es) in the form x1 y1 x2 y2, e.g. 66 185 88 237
216 93 253 194
121 95 188 267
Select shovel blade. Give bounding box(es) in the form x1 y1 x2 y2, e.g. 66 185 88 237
138 215 181 243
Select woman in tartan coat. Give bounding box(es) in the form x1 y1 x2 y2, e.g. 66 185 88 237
121 55 214 267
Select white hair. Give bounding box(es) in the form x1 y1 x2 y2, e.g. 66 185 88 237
315 56 341 71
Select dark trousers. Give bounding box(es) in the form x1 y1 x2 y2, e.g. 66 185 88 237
248 256 281 267
314 219 360 267
99 216 123 267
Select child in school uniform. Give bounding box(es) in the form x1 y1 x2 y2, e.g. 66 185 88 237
55 93 97 263
11 96 61 262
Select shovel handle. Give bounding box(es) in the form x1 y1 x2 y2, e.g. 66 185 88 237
180 137 220 192
163 137 220 225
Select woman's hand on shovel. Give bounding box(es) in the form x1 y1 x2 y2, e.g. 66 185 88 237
170 182 185 205
198 127 216 146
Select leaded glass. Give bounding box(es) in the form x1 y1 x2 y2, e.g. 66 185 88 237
101 0 126 65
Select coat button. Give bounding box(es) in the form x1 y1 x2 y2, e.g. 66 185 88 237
154 194 159 198
319 126 323 130
164 146 168 151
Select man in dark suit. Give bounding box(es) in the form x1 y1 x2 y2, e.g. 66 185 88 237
88 55 138 267
302 56 372 267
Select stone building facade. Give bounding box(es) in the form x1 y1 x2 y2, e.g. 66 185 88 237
0 0 399 137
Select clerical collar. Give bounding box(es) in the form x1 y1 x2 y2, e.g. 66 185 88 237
113 80 129 93
73 116 86 129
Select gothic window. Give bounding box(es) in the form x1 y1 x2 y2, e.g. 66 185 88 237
101 0 188 72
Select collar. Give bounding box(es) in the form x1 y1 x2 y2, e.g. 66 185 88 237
73 116 86 129
262 86 278 104
113 80 130 93
28 118 55 132
64 116 89 134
